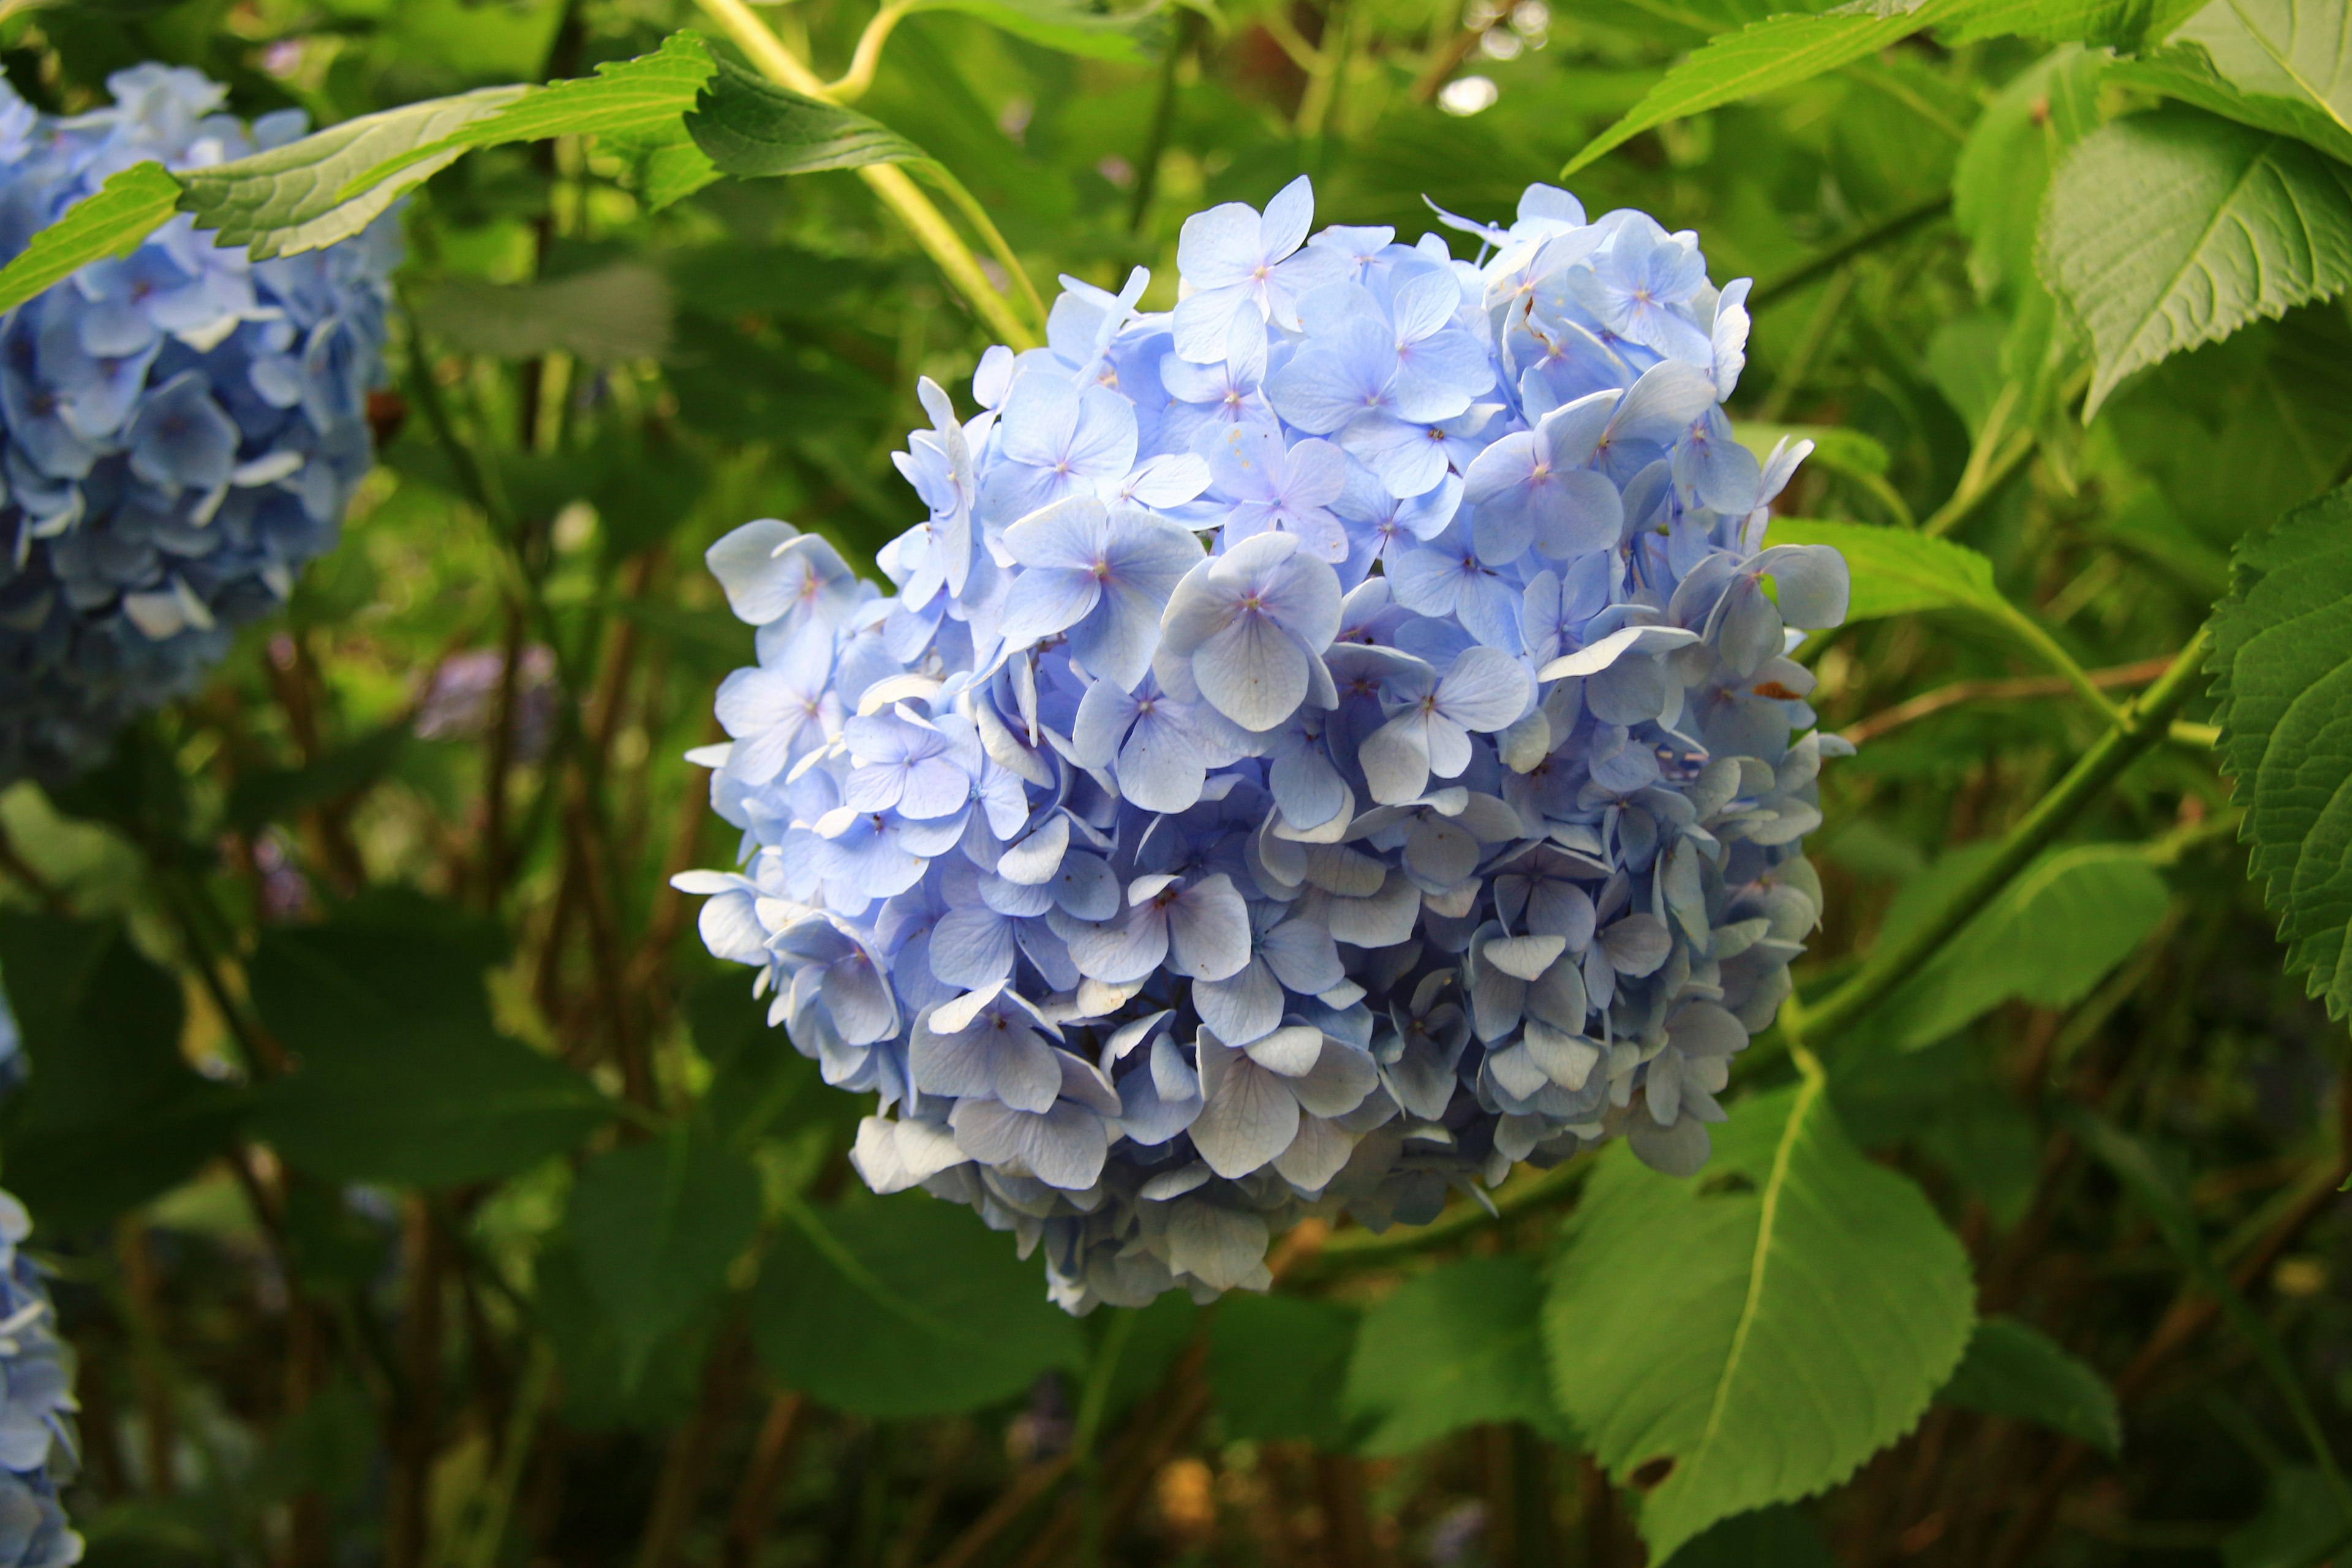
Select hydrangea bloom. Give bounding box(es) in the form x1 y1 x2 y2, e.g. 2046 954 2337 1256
0 994 78 1568
680 179 1850 1311
0 67 399 783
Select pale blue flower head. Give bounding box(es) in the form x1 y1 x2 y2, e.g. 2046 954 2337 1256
681 177 1852 1312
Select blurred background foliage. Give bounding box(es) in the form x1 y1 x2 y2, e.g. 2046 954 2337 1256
0 1 2346 1566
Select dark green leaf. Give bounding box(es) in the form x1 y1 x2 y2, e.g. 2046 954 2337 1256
2041 107 2352 416
411 262 674 363
1207 1292 1360 1447
0 162 183 315
569 1131 763 1382
2209 480 2352 1020
224 723 411 832
2225 1468 2352 1568
246 913 612 1186
687 54 928 178
1938 1317 2121 1455
538 1237 715 1431
1662 1506 1839 1567
1343 1256 1571 1455
0 916 241 1230
1547 1075 1975 1562
750 1194 1082 1417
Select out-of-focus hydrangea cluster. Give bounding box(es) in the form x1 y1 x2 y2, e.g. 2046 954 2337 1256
679 179 1849 1311
0 66 398 784
0 997 81 1567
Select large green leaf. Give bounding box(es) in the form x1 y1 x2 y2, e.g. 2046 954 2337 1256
177 87 530 260
687 54 929 178
1560 0 1969 176
1342 1256 1572 1455
2041 106 2352 417
0 916 243 1230
750 1195 1083 1417
1866 843 2171 1049
1940 0 2206 47
1664 1506 1839 1567
2124 0 2352 167
2225 1468 2350 1568
1954 46 2111 304
2210 481 2352 1019
1208 1292 1362 1447
1545 1074 1975 1562
1937 1316 2121 1455
0 162 183 316
246 909 613 1185
568 1130 763 1384
1763 518 2002 622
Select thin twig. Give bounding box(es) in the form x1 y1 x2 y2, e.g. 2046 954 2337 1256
1839 655 2176 745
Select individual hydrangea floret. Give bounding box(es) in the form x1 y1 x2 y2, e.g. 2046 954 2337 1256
0 67 399 783
679 178 1851 1312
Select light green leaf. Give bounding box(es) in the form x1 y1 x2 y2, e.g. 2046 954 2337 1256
1938 0 2204 47
1545 1074 1975 1562
907 0 1158 61
1868 843 2171 1049
1342 1256 1572 1455
1208 1293 1362 1447
569 1131 763 1384
1937 1316 2122 1455
176 86 530 260
1763 518 2003 622
1954 46 2111 303
2135 0 2352 167
2040 106 2352 417
344 32 723 202
1560 0 1969 177
411 262 675 362
0 162 183 316
2209 480 2352 1020
750 1195 1084 1417
687 53 929 178
1663 1506 1838 1567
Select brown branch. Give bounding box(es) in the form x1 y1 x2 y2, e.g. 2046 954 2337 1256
1838 655 2176 747
635 1321 750 1568
723 1389 809 1568
384 1200 448 1568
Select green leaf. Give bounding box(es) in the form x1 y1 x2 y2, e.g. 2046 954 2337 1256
2040 106 2352 417
2225 1468 2352 1568
2209 480 2352 1020
2123 0 2352 168
246 910 612 1186
0 162 183 317
905 0 1158 59
1763 518 2003 622
1954 46 2111 304
0 916 242 1230
1545 1074 1975 1562
687 51 929 178
1868 843 2171 1049
1208 1293 1360 1447
1662 1506 1838 1567
411 262 675 363
538 1236 715 1431
345 32 723 203
177 86 532 260
750 1195 1083 1417
224 722 410 832
568 1131 763 1383
1561 0 1969 176
1939 0 2204 48
1342 1256 1572 1455
1937 1316 2121 1455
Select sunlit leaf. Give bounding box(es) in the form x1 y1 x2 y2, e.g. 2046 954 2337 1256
2041 106 2352 416
1547 1075 1975 1562
1763 518 2004 622
687 54 929 178
0 162 183 316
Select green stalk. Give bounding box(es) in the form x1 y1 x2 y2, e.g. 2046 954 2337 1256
694 0 1041 348
1793 625 2212 1046
1072 1309 1138 1568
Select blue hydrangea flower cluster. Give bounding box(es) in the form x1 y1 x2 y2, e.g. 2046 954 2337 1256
680 179 1850 1311
0 992 79 1568
0 67 399 784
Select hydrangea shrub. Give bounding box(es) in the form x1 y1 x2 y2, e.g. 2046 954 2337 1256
0 997 78 1568
0 67 398 783
680 179 1849 1311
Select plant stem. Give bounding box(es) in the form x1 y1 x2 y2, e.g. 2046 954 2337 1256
693 0 1041 349
829 0 914 99
1128 9 1199 235
1072 1310 1137 1568
1289 1154 1590 1280
1989 600 2125 725
1749 194 1950 311
1794 626 2212 1046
